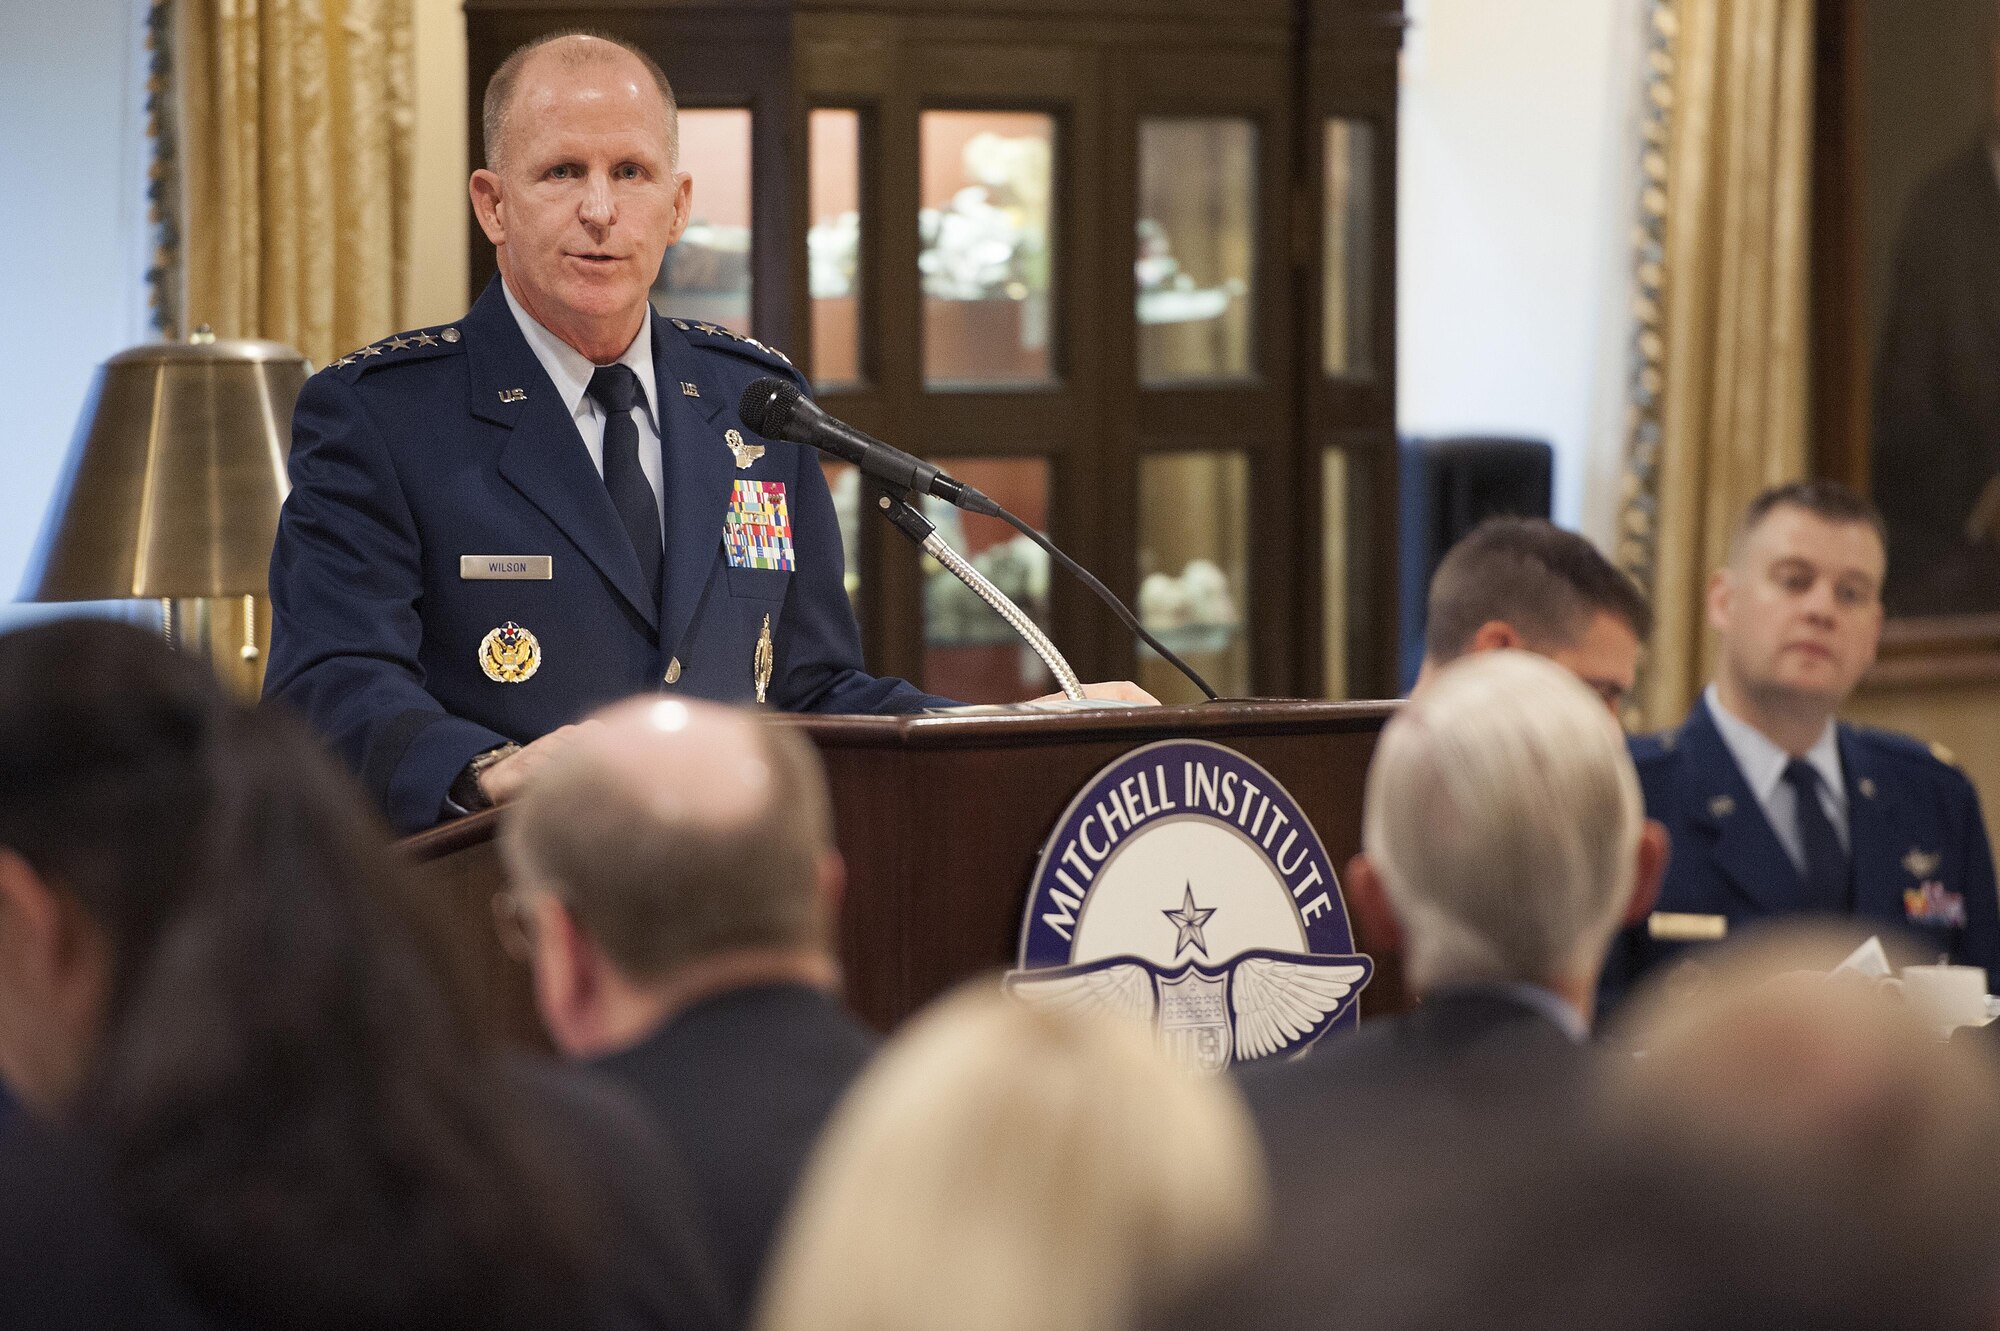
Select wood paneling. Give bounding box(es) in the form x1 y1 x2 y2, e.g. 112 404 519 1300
404 700 1402 1041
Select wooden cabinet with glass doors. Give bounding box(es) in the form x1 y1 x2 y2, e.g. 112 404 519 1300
466 0 1403 702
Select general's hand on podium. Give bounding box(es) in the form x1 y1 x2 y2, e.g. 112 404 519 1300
478 719 604 806
1034 681 1159 705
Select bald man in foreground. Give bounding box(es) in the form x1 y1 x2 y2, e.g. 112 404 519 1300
498 698 874 1313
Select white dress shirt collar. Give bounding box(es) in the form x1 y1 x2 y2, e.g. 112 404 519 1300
1482 980 1590 1043
500 279 660 432
1702 684 1844 816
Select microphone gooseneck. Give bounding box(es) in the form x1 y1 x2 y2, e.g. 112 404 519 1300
734 376 1220 702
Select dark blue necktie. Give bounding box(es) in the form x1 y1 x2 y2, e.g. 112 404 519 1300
1782 758 1849 911
586 364 662 605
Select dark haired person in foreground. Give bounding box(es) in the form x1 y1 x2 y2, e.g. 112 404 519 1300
1414 515 1653 713
1603 481 2000 1007
0 621 728 1331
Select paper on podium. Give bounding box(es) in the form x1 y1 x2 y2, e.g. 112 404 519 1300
924 698 1151 715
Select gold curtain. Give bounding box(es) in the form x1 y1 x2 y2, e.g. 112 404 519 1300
176 0 414 366
1618 0 1816 730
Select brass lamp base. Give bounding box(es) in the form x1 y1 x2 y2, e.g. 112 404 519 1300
161 594 270 702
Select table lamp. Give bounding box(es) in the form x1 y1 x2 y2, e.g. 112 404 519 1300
20 330 306 698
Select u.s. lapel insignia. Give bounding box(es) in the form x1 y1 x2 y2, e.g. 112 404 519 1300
497 387 526 403
1904 848 1942 880
478 621 542 683
1707 795 1735 819
726 428 765 470
681 381 701 398
1859 778 1878 799
754 614 774 704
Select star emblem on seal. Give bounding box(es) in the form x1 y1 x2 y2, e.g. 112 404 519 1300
1163 883 1216 958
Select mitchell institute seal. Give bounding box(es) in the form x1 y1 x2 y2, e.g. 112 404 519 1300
1006 740 1372 1073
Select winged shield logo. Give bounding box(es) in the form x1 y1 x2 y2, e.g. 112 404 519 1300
1006 740 1373 1073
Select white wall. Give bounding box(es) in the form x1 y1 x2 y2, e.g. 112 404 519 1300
0 0 150 613
1398 0 1646 542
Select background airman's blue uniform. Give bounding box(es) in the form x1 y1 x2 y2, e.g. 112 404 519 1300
265 277 948 833
1599 699 2000 1011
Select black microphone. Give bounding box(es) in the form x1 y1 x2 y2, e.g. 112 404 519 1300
734 376 1220 702
738 377 989 512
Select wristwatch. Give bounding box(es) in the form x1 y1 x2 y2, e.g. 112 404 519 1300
448 742 522 813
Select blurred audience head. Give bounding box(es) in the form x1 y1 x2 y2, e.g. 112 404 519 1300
1605 926 2000 1329
1711 480 1886 725
758 982 1266 1331
1417 516 1651 712
1354 650 1664 1015
500 697 843 1057
1612 927 2000 1226
1157 928 2000 1331
0 619 585 1330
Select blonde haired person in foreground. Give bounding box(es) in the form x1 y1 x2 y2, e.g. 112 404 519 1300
756 983 1266 1331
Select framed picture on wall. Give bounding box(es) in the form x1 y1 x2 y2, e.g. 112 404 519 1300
1816 0 2000 672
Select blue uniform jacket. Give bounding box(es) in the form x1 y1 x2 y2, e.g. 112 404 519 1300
1600 698 2000 1010
265 278 948 833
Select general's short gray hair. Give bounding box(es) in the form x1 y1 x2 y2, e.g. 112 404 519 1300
1364 650 1643 990
482 30 680 172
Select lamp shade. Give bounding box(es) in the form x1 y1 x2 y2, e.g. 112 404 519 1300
22 339 306 601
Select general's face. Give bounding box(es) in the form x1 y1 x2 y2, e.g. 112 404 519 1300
1710 506 1886 709
1544 610 1642 715
471 51 691 353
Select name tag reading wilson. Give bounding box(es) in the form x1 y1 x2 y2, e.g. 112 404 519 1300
460 555 553 580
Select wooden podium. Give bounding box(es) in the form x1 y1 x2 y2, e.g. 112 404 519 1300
400 700 1400 1044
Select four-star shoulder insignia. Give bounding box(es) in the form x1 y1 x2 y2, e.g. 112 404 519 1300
672 317 799 373
325 324 466 380
1931 741 1961 769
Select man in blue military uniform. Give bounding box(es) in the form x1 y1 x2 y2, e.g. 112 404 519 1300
1601 481 2000 1009
266 32 1139 833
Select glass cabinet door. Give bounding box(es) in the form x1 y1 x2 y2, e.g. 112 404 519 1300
918 457 1056 701
809 109 863 389
1137 452 1250 702
652 108 754 334
919 111 1056 389
1323 118 1376 380
1137 117 1257 385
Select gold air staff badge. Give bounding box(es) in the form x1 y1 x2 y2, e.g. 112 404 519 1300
754 614 774 704
726 428 765 470
479 621 542 683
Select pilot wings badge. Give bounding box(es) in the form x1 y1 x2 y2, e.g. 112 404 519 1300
1005 740 1373 1073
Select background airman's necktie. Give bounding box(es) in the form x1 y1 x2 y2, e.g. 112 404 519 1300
1783 758 1849 911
